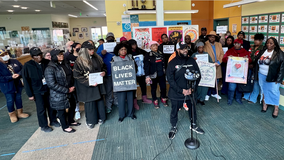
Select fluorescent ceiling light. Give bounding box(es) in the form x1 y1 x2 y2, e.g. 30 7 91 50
164 10 199 14
223 0 266 8
7 10 14 12
21 7 28 9
104 13 106 16
12 5 20 8
68 14 78 18
35 10 41 12
83 0 98 10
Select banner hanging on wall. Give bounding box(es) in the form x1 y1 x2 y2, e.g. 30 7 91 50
151 27 167 44
183 25 199 42
134 28 151 50
168 26 183 44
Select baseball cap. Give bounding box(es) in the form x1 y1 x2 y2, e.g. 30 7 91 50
30 47 43 56
120 37 127 42
234 39 243 45
82 41 94 49
106 32 115 38
149 41 159 47
180 44 189 50
238 31 245 36
50 48 64 57
201 27 207 31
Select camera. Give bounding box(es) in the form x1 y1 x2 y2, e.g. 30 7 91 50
184 69 200 81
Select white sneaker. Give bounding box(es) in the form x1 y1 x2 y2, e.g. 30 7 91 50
75 111 81 120
211 94 222 99
205 95 210 101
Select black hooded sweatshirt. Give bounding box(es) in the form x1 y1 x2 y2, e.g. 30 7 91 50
166 52 201 101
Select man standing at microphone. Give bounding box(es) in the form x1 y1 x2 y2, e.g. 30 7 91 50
167 44 204 139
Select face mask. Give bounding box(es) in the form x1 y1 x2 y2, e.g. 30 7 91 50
76 48 80 53
107 39 115 42
1 55 10 61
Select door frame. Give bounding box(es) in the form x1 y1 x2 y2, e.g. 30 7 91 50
213 18 229 31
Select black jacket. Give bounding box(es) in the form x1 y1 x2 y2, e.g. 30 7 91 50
167 53 201 100
130 47 148 57
44 61 70 110
243 39 250 51
23 59 50 97
254 49 284 83
144 50 166 77
158 41 175 53
199 35 208 43
73 55 107 102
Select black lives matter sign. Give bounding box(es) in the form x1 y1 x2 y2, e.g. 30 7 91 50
111 60 137 92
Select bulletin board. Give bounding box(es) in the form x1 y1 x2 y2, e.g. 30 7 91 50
241 12 284 51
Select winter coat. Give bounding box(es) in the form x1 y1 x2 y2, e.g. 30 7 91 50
22 59 50 97
73 55 107 102
254 49 284 83
222 47 252 63
0 59 23 94
204 41 224 79
144 50 166 77
167 53 201 101
44 61 70 110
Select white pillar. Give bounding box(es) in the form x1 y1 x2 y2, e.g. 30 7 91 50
156 0 164 26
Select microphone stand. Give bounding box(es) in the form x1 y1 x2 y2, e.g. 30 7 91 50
184 80 200 150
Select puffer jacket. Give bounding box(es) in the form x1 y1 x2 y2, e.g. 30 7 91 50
44 61 70 110
254 49 284 82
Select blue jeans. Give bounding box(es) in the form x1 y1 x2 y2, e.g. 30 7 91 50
207 79 219 96
228 83 242 101
243 81 260 103
4 87 23 112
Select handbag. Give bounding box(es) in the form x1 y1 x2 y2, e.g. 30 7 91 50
238 72 254 93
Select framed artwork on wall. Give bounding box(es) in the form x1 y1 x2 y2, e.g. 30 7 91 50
81 27 88 32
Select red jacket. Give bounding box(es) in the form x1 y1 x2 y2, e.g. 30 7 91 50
222 47 252 63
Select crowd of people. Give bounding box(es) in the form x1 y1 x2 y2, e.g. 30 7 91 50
0 28 283 139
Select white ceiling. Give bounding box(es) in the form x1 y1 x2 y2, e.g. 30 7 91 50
0 0 106 17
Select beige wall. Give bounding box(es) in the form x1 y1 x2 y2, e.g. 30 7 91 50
0 14 52 31
242 0 284 16
69 17 107 44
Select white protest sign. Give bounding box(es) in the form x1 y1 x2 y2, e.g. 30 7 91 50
163 45 175 54
197 61 216 88
103 42 116 52
216 26 227 34
89 72 103 86
196 54 208 63
222 47 228 54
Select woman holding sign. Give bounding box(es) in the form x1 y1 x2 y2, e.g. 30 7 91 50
128 39 152 109
112 43 137 122
192 42 213 105
222 39 252 105
144 41 168 109
254 37 284 118
73 41 107 129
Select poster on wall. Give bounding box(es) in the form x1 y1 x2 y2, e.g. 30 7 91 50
122 23 131 32
134 28 151 50
183 25 199 42
250 16 258 24
151 27 167 44
131 23 139 31
242 17 249 24
78 33 84 39
280 36 284 45
282 13 284 23
269 14 280 23
259 15 268 23
225 57 249 84
249 25 257 33
123 32 132 40
21 26 30 31
258 25 268 33
249 34 255 42
281 25 284 34
269 25 280 33
168 26 183 44
122 15 130 23
130 15 139 23
242 26 249 32
232 24 237 33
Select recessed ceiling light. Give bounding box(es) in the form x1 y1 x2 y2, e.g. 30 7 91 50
21 7 28 9
12 5 20 8
83 0 98 10
68 14 78 18
7 10 14 12
35 10 41 12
